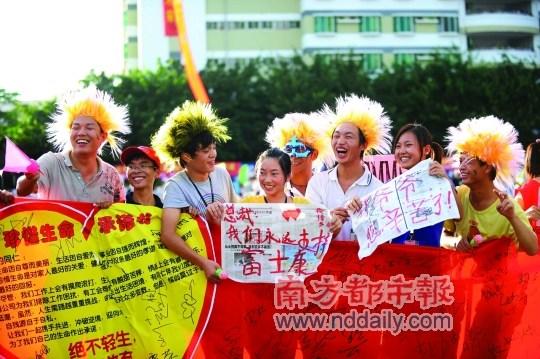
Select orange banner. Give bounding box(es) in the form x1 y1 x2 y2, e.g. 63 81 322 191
172 0 210 103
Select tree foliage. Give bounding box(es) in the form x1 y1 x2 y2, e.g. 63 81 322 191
2 56 539 165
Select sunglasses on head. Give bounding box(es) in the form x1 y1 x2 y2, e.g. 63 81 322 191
283 136 313 158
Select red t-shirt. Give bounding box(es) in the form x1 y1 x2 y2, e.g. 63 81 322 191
516 179 540 239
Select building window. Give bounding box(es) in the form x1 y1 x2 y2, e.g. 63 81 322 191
363 54 382 71
233 21 245 29
395 53 415 65
261 21 272 29
128 36 137 43
248 21 259 29
416 54 435 62
127 4 137 11
207 22 218 30
394 16 414 32
439 17 458 32
314 16 336 33
169 52 181 61
274 21 285 29
273 20 299 30
337 16 360 24
360 16 381 32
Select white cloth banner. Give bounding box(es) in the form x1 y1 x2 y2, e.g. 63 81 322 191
351 159 460 259
221 203 332 283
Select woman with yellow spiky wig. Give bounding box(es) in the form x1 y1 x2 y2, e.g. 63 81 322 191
305 94 392 241
265 112 334 196
152 100 237 283
16 85 130 207
445 116 537 256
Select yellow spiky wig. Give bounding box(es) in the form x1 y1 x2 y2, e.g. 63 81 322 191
321 94 392 154
151 101 230 168
446 115 524 186
265 112 335 167
47 85 130 158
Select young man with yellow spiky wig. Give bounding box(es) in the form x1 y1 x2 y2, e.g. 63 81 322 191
306 94 392 241
265 112 334 197
152 101 237 283
16 86 130 208
446 116 537 255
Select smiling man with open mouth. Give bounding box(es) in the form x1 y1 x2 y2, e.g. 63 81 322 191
306 94 393 241
16 86 130 208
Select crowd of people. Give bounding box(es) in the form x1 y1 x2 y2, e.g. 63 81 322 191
1 86 538 283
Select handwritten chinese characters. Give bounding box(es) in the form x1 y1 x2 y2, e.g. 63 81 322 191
221 203 332 283
351 159 459 259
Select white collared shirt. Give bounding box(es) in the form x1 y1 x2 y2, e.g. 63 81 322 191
306 163 382 240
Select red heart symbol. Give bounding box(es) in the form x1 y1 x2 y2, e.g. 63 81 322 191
282 208 301 221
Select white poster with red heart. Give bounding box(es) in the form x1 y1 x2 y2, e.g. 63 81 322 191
220 203 333 283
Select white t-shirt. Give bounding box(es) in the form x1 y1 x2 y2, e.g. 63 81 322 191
306 164 382 240
163 166 237 219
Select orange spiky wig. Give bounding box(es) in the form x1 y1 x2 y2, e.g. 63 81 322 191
47 86 130 158
265 112 334 167
446 115 524 187
321 94 392 154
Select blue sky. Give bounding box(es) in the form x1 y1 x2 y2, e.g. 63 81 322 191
0 0 124 101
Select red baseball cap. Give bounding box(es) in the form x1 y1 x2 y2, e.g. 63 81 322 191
121 146 161 169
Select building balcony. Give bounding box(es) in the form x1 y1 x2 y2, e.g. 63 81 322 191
465 0 532 15
302 32 465 52
463 13 539 33
300 0 461 13
467 32 534 51
468 49 538 63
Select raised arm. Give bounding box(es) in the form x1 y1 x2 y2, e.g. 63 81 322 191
495 189 538 256
161 207 223 282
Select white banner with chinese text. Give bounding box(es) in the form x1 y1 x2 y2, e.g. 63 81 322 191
351 159 459 259
221 203 332 283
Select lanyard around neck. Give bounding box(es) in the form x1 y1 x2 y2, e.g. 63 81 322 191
187 173 214 207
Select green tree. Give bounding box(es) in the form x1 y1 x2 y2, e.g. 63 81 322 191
3 55 539 166
0 89 55 159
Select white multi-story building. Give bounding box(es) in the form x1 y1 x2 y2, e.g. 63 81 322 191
123 0 540 71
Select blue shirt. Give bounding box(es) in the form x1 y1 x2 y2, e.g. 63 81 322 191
392 222 443 247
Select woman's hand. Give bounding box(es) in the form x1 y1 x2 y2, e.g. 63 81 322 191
428 161 446 178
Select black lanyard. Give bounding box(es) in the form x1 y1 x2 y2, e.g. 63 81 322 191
187 173 214 207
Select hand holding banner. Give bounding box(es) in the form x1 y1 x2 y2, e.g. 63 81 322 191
351 159 460 259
